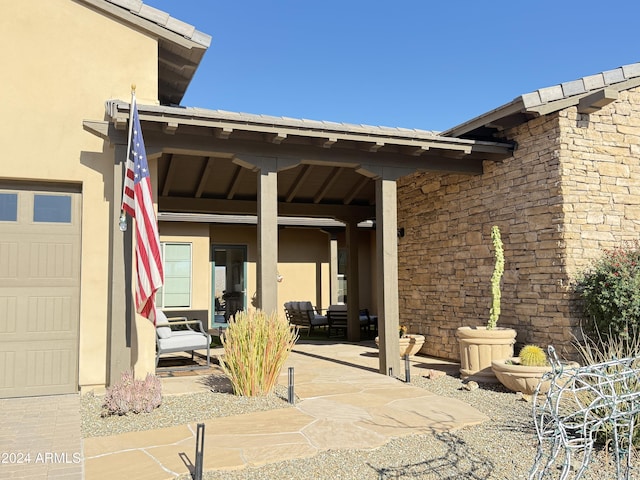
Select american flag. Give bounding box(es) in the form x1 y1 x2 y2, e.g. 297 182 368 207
121 94 164 324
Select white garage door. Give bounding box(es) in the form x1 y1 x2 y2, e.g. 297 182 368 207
0 183 81 398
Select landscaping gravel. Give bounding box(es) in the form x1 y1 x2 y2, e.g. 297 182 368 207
82 371 635 479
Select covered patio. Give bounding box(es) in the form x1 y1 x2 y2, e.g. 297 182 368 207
85 103 513 381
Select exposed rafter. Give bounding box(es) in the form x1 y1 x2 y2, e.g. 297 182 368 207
345 176 370 205
195 157 214 198
216 127 233 139
270 133 287 144
314 167 342 204
323 138 337 148
163 122 178 135
161 154 176 196
285 165 314 202
226 165 244 200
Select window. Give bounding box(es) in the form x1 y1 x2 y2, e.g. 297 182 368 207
157 242 192 308
33 194 71 223
0 193 17 221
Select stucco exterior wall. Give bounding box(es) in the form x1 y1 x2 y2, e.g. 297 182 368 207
1 0 159 389
397 87 640 361
159 224 376 326
208 225 333 319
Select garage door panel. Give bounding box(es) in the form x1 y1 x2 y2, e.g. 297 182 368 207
26 294 77 334
0 296 17 333
0 234 79 286
25 345 75 387
0 241 18 278
0 351 16 389
27 240 78 280
0 290 78 336
0 186 80 398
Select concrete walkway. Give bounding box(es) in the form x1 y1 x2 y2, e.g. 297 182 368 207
83 342 487 479
0 393 83 479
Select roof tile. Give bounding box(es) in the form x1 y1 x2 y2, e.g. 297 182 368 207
521 91 542 108
622 63 640 79
582 73 606 91
166 16 196 38
561 79 586 97
138 4 169 26
602 68 626 84
538 85 564 103
108 0 142 11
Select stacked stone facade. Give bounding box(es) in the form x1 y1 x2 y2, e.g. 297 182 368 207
397 86 640 361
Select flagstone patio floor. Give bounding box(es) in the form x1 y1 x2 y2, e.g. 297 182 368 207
0 341 487 479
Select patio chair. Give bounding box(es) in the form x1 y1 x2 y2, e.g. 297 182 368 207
284 301 328 336
155 309 211 369
326 305 376 338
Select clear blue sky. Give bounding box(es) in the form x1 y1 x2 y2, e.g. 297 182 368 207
145 0 639 132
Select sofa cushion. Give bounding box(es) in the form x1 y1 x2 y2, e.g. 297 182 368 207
158 331 209 350
156 310 172 339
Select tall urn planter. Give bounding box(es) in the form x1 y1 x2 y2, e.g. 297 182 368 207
457 226 517 382
457 326 517 382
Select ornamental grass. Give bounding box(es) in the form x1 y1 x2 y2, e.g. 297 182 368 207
219 309 299 396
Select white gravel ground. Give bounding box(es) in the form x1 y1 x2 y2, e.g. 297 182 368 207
82 371 636 479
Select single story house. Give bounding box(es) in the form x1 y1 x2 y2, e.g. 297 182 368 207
0 0 637 398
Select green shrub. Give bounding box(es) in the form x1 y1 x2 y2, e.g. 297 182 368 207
219 309 299 396
574 240 640 336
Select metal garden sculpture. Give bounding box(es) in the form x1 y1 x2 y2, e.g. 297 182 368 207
530 346 640 480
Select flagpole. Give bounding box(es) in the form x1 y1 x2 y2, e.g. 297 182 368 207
119 84 137 231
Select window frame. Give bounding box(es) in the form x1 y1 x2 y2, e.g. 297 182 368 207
157 241 193 310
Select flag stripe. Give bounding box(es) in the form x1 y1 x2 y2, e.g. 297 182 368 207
122 158 135 217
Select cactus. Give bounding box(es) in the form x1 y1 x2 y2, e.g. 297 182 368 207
519 345 548 367
487 225 504 330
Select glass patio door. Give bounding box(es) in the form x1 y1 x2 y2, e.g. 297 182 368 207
211 245 247 323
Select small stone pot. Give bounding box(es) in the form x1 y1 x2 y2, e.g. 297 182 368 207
491 358 580 395
375 334 425 357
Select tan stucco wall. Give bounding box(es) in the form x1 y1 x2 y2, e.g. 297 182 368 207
159 224 380 324
1 0 159 389
210 225 332 318
397 87 640 361
278 228 331 315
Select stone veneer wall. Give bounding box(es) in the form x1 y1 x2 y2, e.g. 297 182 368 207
397 86 640 361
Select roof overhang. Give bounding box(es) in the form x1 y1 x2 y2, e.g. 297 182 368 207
444 64 640 141
84 102 514 224
98 100 514 170
77 0 211 105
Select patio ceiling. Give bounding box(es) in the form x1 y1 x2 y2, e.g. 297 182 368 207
88 101 514 222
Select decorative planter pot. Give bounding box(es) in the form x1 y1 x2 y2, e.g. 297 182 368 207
375 334 425 357
457 326 517 383
491 358 580 395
